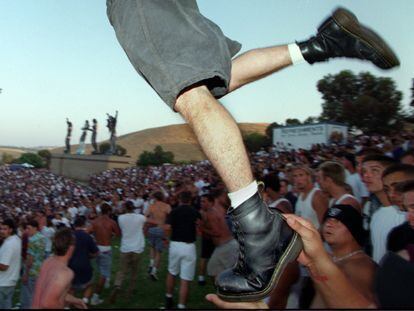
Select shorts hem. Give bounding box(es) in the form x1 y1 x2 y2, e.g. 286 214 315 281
168 269 178 277
169 71 229 111
179 276 194 282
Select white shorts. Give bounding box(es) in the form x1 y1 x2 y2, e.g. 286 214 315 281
168 241 196 281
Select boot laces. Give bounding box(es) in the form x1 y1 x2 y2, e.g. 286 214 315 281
234 220 246 271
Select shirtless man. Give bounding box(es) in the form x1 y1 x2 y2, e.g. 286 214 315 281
312 204 377 308
32 228 86 309
316 161 361 211
206 214 375 309
203 189 238 280
88 203 120 306
145 191 171 280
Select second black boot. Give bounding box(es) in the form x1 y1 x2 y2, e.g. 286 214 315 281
215 192 302 302
298 7 399 69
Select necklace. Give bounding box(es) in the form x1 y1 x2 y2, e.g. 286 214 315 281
332 250 364 263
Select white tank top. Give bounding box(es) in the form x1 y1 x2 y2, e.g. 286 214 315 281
329 193 357 208
295 187 321 229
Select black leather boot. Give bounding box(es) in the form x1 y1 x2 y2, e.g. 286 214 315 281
298 7 399 69
215 193 302 302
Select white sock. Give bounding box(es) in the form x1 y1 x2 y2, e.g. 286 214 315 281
151 267 157 274
198 275 205 281
177 304 186 309
288 43 305 65
166 293 173 298
149 259 154 266
228 181 258 209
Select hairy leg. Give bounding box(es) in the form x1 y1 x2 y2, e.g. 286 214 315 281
175 86 253 192
229 45 292 93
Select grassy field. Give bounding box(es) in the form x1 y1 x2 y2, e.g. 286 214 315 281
14 237 218 309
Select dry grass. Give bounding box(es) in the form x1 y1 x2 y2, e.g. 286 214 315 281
52 123 269 162
0 147 27 158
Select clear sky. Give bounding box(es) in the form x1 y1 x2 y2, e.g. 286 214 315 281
1 0 413 147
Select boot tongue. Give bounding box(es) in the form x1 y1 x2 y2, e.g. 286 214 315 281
228 192 262 219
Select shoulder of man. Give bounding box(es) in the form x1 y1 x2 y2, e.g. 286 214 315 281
342 254 377 276
312 189 328 205
313 188 326 198
0 237 13 254
58 265 74 282
90 218 98 227
162 202 171 210
371 206 388 221
34 232 46 243
74 229 86 238
109 216 118 224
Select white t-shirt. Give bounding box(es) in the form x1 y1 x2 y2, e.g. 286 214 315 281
370 205 406 263
194 179 209 195
118 213 146 254
0 235 22 287
41 226 56 253
52 217 71 228
78 205 89 216
133 198 144 208
345 171 369 204
68 207 78 220
143 201 151 215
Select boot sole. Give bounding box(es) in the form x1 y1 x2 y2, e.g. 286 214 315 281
217 225 303 302
331 7 399 69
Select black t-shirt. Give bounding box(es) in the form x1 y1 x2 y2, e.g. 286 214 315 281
375 252 414 308
166 204 201 243
387 222 414 252
68 230 99 285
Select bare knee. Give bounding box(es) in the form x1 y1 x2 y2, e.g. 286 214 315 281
174 85 217 120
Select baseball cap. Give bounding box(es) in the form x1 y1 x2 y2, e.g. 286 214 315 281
324 204 365 246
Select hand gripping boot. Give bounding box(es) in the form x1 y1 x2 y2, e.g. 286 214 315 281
215 192 302 302
298 7 400 69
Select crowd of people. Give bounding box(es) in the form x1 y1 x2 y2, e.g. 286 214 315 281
0 131 414 309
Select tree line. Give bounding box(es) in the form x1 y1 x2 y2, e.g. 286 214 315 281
2 72 413 167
